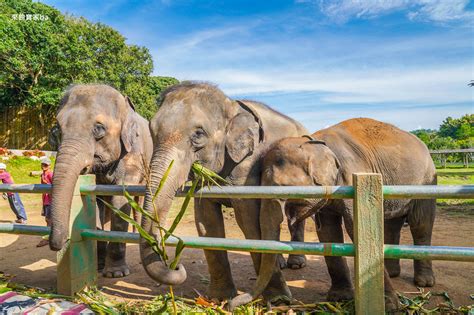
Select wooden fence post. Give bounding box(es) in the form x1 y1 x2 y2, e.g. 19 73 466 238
353 173 385 315
57 175 97 295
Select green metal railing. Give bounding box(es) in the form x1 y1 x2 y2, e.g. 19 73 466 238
1 174 473 314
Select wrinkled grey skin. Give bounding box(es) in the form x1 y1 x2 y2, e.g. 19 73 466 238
142 82 308 299
232 118 437 310
48 84 153 278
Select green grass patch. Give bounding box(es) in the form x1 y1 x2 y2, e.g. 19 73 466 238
436 167 473 207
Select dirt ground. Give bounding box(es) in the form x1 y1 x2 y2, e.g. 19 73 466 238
1 195 473 308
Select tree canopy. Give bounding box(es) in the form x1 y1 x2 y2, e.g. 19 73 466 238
0 0 177 119
411 114 473 150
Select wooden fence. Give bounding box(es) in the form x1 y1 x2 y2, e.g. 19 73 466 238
0 106 55 150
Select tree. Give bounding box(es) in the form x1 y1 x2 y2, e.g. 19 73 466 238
412 114 473 157
0 0 178 120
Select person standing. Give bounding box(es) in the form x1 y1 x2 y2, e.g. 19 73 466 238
0 163 27 224
37 157 53 247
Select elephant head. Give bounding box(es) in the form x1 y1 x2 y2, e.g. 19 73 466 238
49 84 139 251
141 82 264 285
262 135 341 224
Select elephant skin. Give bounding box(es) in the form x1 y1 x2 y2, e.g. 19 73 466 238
48 84 153 278
235 117 436 310
141 82 308 300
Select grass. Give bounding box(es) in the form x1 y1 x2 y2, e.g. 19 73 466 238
436 166 474 209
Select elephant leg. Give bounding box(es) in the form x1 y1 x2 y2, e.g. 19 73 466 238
384 216 405 277
103 195 131 278
195 198 237 300
286 205 307 270
233 199 291 301
317 212 354 301
408 199 436 287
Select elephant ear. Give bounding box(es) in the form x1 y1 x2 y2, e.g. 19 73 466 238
48 123 62 151
121 96 138 153
306 143 340 186
225 102 263 163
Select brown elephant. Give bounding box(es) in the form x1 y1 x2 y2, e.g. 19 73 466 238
48 84 153 278
141 82 308 299
231 118 437 310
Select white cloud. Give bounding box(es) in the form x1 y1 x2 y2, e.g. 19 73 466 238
316 0 473 23
189 65 471 106
151 22 471 113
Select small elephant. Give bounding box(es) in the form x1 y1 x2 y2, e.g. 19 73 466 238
141 82 308 300
231 118 436 310
48 84 153 278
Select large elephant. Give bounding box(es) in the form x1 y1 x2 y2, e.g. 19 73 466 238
48 84 153 278
141 82 308 299
233 118 436 310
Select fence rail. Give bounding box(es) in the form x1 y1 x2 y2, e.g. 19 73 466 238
429 148 473 168
2 183 474 199
1 175 473 314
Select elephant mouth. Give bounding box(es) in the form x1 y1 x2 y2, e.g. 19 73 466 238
80 166 91 175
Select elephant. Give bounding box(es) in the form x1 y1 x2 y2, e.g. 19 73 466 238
48 84 153 278
141 82 309 300
231 117 437 310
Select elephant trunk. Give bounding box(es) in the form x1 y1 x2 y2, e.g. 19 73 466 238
49 139 93 251
140 146 189 285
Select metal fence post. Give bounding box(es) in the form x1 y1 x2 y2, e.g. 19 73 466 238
57 175 97 295
353 173 385 314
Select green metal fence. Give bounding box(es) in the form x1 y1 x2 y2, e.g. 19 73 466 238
1 173 473 314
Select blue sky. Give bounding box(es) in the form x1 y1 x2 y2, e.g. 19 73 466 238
41 0 473 131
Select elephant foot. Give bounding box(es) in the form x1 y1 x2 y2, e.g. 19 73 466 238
414 270 435 287
228 293 253 311
385 260 401 278
385 290 400 311
208 283 238 301
327 285 354 301
103 259 131 278
262 281 292 303
277 254 287 269
287 254 307 269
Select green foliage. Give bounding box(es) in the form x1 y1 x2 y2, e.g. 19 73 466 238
412 114 473 152
0 0 178 120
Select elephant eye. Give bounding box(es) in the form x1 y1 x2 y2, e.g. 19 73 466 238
93 123 106 140
191 128 207 148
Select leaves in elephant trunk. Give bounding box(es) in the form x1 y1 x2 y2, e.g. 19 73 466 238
191 162 229 189
100 197 166 261
103 161 228 271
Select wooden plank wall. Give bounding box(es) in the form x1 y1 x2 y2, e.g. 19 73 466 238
0 106 55 150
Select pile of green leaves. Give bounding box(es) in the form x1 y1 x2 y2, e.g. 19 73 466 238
397 290 473 314
3 272 474 314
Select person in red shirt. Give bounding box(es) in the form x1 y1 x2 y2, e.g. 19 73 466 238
0 162 27 223
37 157 53 247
